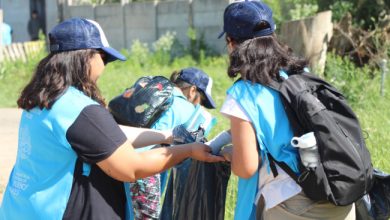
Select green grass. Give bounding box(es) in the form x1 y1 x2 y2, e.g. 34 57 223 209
324 53 390 172
0 52 389 219
352 79 390 170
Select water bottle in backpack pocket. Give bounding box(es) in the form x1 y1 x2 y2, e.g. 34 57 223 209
291 132 319 169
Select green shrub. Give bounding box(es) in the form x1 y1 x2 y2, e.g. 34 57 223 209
318 0 389 29
0 49 46 107
329 1 354 22
129 39 150 67
152 32 176 66
324 52 377 105
289 3 319 20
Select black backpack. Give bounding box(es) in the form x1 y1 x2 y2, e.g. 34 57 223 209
108 76 174 128
267 71 374 206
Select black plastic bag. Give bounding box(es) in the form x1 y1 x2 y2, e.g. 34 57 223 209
160 160 231 220
356 168 390 220
108 76 174 128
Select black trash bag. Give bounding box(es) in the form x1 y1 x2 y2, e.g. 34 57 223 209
108 76 174 128
356 168 390 220
160 159 231 220
355 195 375 220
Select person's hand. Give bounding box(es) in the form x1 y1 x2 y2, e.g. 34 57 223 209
220 145 233 162
190 142 226 163
162 130 173 145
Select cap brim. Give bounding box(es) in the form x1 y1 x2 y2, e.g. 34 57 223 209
101 47 126 63
217 30 225 39
201 91 216 109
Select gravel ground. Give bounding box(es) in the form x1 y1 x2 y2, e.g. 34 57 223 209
0 108 20 204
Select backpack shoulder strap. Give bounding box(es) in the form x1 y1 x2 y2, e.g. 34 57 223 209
266 79 282 92
267 153 299 182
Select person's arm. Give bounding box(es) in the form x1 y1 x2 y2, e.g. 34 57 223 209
229 115 260 178
67 105 224 183
97 141 223 182
119 125 172 148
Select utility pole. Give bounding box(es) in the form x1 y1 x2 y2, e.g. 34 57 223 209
380 59 388 96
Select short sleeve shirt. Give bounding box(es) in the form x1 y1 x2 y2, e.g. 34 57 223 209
0 87 128 220
63 105 128 219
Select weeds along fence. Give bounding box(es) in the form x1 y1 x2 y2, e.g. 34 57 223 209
0 41 45 63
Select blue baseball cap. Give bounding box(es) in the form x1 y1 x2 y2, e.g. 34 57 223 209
48 18 126 63
179 67 216 109
218 0 275 40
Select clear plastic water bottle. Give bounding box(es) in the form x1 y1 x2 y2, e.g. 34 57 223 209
291 132 320 168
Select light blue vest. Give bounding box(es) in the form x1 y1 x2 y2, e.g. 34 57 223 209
227 79 300 220
0 87 98 220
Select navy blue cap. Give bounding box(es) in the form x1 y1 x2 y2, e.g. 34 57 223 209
179 67 216 109
218 0 275 40
48 18 126 63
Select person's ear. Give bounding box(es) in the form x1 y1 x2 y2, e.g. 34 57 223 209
188 86 198 101
226 36 235 52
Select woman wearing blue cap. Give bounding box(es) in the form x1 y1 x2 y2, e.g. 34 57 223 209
218 1 355 220
0 18 224 220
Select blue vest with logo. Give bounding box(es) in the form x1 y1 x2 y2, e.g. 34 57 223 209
0 87 98 220
227 79 300 220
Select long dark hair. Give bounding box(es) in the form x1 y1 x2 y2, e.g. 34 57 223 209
17 49 105 110
227 23 308 85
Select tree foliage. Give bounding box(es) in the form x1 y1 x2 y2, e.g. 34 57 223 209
317 0 390 29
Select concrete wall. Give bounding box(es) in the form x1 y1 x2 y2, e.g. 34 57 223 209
1 0 59 43
157 1 189 46
1 0 30 42
95 4 125 50
45 0 60 34
280 11 333 75
193 0 228 53
64 0 229 52
64 5 94 19
124 2 157 49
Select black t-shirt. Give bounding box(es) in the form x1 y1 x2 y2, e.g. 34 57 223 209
63 105 127 220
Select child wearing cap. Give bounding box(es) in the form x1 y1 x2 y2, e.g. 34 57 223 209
0 18 224 220
129 67 217 220
218 1 355 220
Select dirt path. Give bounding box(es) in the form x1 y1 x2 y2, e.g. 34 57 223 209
0 108 21 203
